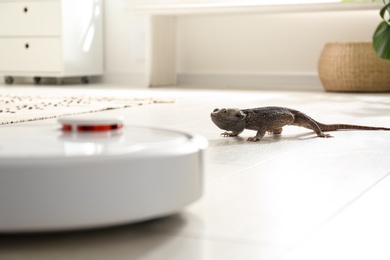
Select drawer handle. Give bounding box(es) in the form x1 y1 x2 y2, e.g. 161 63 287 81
25 43 29 49
24 7 28 13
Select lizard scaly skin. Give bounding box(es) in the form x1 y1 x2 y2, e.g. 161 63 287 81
210 106 390 142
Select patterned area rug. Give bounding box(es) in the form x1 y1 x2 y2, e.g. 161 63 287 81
0 94 170 125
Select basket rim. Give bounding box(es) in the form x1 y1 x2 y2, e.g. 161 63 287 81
324 41 372 46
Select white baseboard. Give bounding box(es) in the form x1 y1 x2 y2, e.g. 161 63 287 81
177 72 323 91
100 72 147 87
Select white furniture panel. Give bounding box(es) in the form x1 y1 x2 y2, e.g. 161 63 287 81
0 38 62 72
123 0 381 87
125 0 382 15
0 0 103 84
0 1 60 36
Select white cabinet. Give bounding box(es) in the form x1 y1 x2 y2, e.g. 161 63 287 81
0 0 103 84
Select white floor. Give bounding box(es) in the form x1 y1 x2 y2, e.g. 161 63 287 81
1 85 390 260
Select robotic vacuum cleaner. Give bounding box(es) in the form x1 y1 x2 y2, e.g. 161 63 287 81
0 115 207 233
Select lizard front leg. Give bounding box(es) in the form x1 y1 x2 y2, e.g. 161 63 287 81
247 129 267 142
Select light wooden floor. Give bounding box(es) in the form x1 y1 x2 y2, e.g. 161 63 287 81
1 85 390 260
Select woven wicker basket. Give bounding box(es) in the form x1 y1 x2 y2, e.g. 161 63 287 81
318 42 390 92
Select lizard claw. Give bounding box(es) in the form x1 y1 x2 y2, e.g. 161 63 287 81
221 132 237 137
319 133 333 138
247 136 261 142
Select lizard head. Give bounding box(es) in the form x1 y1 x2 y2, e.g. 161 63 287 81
210 108 246 132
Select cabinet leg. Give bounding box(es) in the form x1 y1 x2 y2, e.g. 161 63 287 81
4 76 13 85
33 77 41 84
81 76 90 84
56 78 64 85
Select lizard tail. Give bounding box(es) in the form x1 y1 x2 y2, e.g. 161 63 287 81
317 122 390 132
286 108 390 132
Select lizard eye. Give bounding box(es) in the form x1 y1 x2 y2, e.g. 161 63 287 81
235 111 244 118
213 108 219 112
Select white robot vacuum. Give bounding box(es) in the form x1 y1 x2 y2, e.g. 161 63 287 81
0 115 207 233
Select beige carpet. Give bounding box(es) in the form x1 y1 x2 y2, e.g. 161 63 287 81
0 94 166 125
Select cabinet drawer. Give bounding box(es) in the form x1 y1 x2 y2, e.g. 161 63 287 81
0 1 61 36
0 38 62 72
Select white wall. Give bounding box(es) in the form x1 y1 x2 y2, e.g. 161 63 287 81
0 1 381 90
175 10 380 89
103 6 380 89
